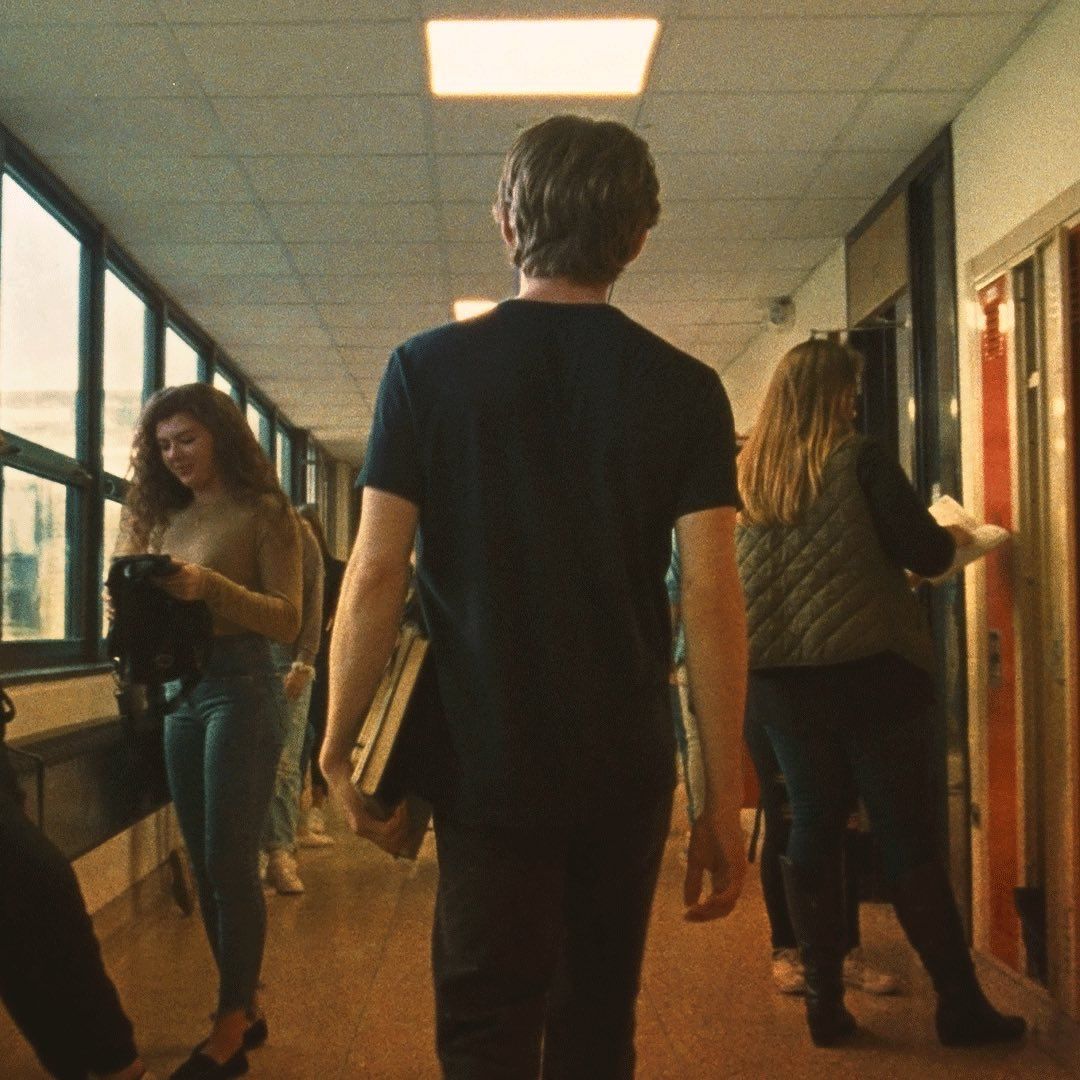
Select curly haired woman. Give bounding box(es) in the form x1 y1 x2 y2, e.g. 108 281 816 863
117 383 300 1080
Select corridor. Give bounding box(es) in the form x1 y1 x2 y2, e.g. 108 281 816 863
0 812 1070 1079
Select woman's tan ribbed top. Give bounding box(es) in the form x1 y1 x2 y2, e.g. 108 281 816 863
117 492 302 644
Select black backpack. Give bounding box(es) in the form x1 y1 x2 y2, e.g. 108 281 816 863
106 555 214 708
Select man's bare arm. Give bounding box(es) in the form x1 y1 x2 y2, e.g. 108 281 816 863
319 486 419 851
676 506 749 921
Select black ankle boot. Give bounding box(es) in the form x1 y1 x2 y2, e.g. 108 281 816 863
779 855 857 1047
891 861 1026 1047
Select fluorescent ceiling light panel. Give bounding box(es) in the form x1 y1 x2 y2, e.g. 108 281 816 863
426 19 660 97
454 298 498 321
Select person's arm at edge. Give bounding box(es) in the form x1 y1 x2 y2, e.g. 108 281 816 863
319 486 419 854
677 505 748 922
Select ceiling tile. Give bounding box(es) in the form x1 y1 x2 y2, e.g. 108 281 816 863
442 203 500 243
0 26 198 96
301 275 450 305
0 96 227 155
633 238 757 274
173 22 425 97
421 0 667 12
138 242 293 276
289 243 442 275
1 0 160 21
843 91 967 152
435 155 504 201
803 150 910 198
265 203 439 244
651 17 917 93
161 0 405 20
924 0 1048 11
219 324 333 349
169 276 309 306
213 97 428 155
450 272 516 301
660 153 819 199
743 236 840 269
639 93 863 154
620 298 766 325
52 155 251 206
104 202 272 244
329 326 406 349
446 242 510 276
187 303 324 330
243 155 433 203
429 99 639 155
338 347 392 373
657 200 798 240
884 15 1032 91
317 304 450 330
776 197 875 238
676 0 926 11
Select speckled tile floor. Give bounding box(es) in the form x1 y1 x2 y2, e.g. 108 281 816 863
1 812 1073 1079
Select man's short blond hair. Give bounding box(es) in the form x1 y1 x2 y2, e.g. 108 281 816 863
493 114 660 287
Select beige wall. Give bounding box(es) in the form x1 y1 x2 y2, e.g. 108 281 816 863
720 243 848 434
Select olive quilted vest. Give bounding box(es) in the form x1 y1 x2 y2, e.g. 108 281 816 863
735 437 934 674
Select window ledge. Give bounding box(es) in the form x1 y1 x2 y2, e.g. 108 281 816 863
2 661 114 688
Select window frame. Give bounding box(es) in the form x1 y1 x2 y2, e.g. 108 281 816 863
0 121 337 679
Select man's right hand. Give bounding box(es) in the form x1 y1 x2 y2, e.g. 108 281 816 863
683 806 746 922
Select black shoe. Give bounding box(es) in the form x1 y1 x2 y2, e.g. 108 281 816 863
936 989 1027 1047
169 1048 248 1080
242 1015 268 1050
780 855 858 1048
892 861 1027 1047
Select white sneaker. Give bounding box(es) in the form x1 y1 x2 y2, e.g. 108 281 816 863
267 849 305 895
771 947 806 995
843 947 900 995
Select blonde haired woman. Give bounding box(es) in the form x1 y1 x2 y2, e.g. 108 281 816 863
735 338 1023 1049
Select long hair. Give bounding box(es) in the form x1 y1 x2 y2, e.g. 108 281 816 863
297 503 331 562
123 383 288 549
738 338 864 525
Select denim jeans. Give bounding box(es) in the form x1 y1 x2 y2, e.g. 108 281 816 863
163 634 286 1014
262 679 313 853
751 670 938 885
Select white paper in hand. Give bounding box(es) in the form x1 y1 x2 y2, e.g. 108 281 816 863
927 495 1010 582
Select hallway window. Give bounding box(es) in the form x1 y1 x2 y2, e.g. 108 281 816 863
0 173 82 459
103 269 148 479
1 469 69 642
164 325 200 387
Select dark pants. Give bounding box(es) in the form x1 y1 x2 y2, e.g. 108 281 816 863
432 786 674 1080
744 712 861 951
751 672 937 885
164 633 285 1014
0 747 137 1080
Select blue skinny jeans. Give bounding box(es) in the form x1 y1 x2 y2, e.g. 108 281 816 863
163 634 286 1014
751 670 938 885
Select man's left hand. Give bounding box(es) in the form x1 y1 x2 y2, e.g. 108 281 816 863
683 806 746 922
322 753 411 857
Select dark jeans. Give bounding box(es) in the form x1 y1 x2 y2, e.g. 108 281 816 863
0 747 137 1079
432 785 674 1080
164 633 286 1014
743 713 861 951
751 671 938 885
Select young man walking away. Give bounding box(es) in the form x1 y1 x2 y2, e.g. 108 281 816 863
321 114 748 1078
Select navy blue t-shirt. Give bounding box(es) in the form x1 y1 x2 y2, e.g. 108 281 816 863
361 299 739 832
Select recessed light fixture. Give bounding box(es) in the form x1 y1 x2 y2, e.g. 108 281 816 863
426 19 660 98
454 298 498 321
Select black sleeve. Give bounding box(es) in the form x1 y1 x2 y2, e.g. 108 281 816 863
855 440 955 576
359 351 422 508
674 368 741 518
